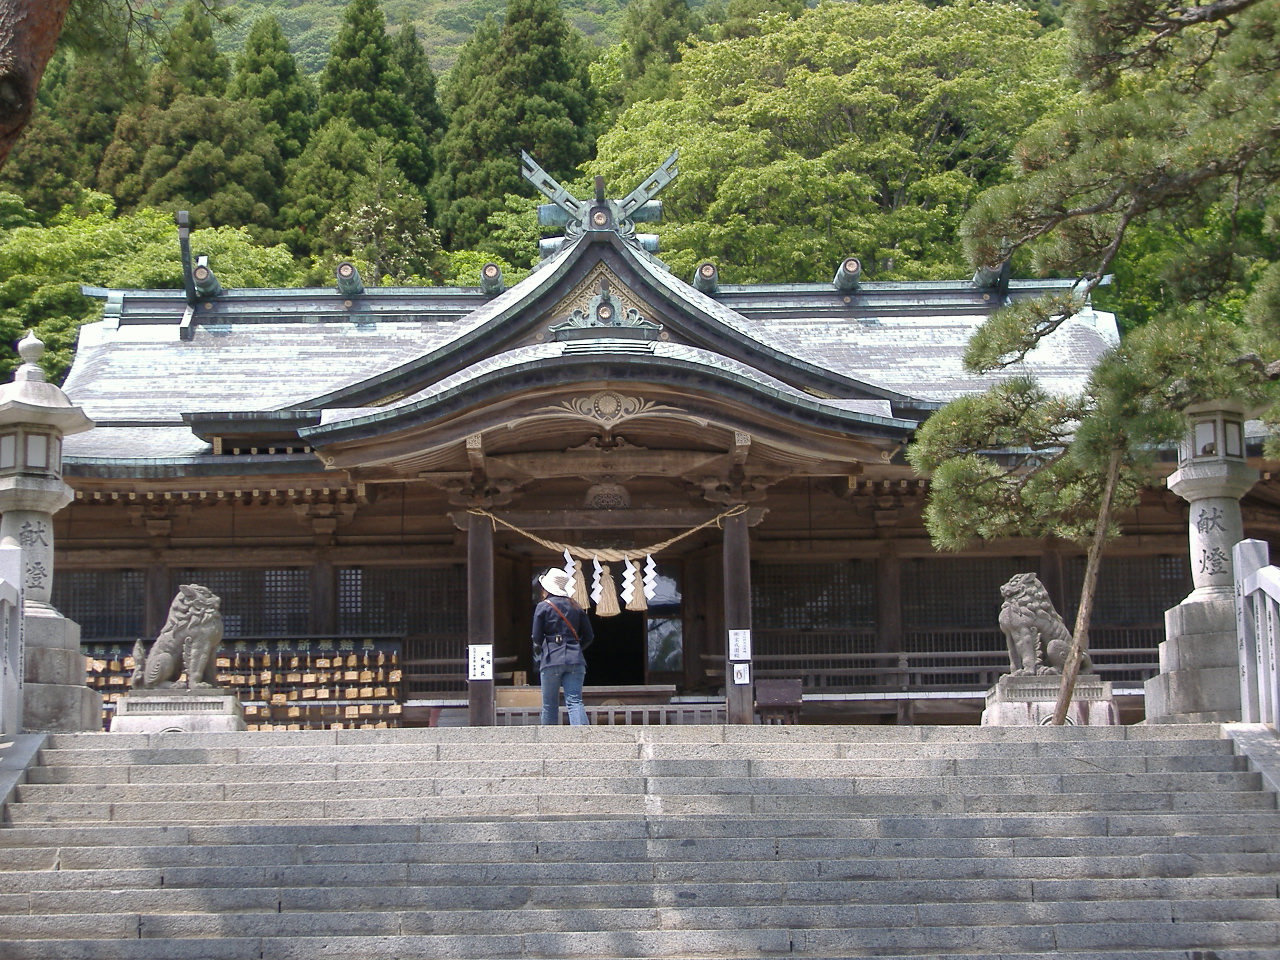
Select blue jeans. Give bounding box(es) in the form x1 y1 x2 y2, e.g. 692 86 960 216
540 662 588 725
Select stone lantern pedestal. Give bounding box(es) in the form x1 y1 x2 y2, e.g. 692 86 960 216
0 333 98 732
1146 401 1256 723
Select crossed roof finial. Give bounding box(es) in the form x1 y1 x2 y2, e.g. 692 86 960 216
521 151 678 251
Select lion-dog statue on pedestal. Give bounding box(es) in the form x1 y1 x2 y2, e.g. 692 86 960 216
998 572 1093 677
130 584 224 689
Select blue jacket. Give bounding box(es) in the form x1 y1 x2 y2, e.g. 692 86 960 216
532 595 594 670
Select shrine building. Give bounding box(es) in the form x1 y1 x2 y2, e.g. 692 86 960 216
50 156 1280 727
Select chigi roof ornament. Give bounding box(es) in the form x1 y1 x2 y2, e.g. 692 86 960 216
523 150 677 260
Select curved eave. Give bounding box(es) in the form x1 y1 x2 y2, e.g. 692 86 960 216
300 353 917 467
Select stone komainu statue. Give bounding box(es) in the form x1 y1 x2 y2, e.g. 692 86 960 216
998 572 1093 677
130 584 224 690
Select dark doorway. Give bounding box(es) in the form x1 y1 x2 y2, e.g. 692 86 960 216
586 609 645 685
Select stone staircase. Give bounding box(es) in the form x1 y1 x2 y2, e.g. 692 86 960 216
1 723 1279 959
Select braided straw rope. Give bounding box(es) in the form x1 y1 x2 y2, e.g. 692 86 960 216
466 503 750 562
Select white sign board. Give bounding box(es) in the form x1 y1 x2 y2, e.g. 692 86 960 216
728 629 752 662
732 662 751 686
0 544 24 736
468 644 494 681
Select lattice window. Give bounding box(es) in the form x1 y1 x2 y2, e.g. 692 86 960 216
901 557 1036 631
170 568 309 638
337 565 466 636
1061 554 1190 625
52 569 146 641
752 561 877 630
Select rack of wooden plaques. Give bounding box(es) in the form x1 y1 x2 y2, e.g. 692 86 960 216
84 637 404 731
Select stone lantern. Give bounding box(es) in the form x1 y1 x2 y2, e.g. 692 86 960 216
1145 399 1257 723
0 332 98 731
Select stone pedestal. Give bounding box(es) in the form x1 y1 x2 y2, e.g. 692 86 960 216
1145 599 1243 723
110 688 246 734
22 608 100 732
982 675 1117 726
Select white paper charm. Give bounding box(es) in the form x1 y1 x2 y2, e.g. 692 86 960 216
591 558 604 605
620 557 636 605
562 548 577 598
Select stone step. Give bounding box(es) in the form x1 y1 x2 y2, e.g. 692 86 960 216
43 722 1231 748
2 918 1279 959
21 750 1249 784
8 786 1276 825
7 874 1274 917
13 769 1266 805
4 724 1277 960
6 809 1280 849
6 896 1280 938
5 943 1277 960
3 830 1277 876
32 735 1239 767
4 851 1278 895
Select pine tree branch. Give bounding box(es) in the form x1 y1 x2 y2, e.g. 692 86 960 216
1078 0 1262 77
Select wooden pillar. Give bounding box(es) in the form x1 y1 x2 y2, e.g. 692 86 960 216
875 545 901 655
723 510 754 724
467 511 495 726
1039 546 1066 613
145 561 169 639
310 558 335 636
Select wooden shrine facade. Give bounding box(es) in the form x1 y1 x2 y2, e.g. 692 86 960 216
52 160 1280 725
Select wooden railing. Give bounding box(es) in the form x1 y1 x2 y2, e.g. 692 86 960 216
702 625 1161 693
401 654 517 695
497 703 727 726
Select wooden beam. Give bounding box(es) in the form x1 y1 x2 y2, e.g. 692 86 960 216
486 449 725 480
450 507 767 533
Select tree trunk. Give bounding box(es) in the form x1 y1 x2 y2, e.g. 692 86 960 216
0 1 71 170
1052 448 1123 725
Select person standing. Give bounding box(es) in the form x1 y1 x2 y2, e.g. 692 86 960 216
532 568 594 725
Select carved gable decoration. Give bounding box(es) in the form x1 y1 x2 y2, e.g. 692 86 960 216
541 266 664 343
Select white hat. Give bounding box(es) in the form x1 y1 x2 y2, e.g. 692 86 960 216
538 568 572 597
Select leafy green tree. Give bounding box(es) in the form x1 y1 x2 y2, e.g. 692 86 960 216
0 1 71 169
445 249 530 287
0 43 144 218
228 15 317 163
433 0 598 249
97 94 284 237
328 192 448 285
151 1 231 101
591 0 1067 283
0 1 233 170
916 0 1280 720
960 0 1280 367
280 118 376 257
280 117 435 277
392 23 445 165
0 191 299 380
712 0 803 40
316 0 431 188
617 0 701 106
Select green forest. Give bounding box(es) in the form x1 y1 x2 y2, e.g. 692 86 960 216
0 0 1275 396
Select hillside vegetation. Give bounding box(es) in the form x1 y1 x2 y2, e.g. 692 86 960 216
214 0 634 70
